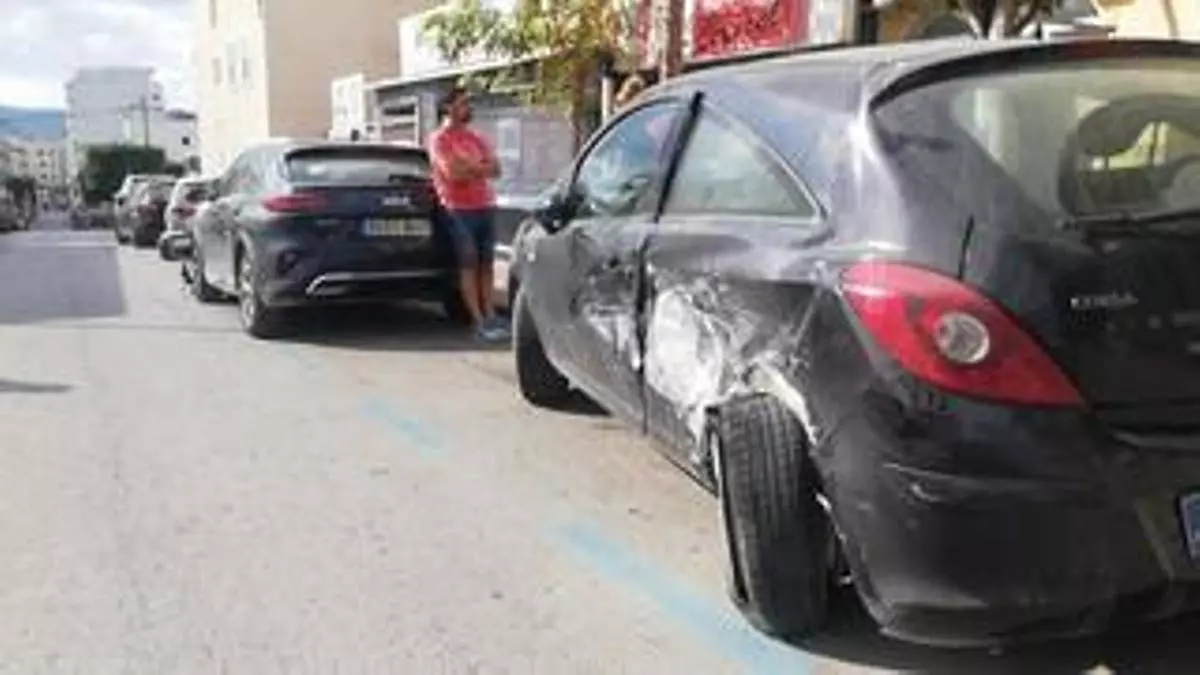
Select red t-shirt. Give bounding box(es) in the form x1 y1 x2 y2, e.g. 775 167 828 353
427 124 496 211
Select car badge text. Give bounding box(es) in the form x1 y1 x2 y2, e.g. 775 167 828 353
1069 291 1139 311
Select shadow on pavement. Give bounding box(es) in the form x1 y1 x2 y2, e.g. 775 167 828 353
0 378 71 395
540 390 609 417
289 302 509 353
790 588 1200 673
0 235 126 324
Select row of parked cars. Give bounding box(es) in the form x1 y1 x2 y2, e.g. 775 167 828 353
0 195 28 233
154 37 1200 650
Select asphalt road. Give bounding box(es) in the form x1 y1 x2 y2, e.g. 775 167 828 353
1 213 1197 674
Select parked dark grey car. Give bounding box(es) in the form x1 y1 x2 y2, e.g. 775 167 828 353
163 140 462 338
509 38 1200 646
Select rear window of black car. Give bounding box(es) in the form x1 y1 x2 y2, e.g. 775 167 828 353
874 58 1200 219
286 148 429 186
134 180 173 202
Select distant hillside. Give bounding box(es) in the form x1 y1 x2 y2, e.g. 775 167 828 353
0 106 66 140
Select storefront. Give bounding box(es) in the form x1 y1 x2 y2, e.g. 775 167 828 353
370 4 574 195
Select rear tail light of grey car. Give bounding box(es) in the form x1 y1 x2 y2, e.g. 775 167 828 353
262 192 327 214
841 261 1082 406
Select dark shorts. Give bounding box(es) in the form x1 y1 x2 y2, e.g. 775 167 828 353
445 209 496 268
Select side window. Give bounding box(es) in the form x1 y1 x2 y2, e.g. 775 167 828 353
226 149 264 195
664 109 816 219
573 101 684 219
224 162 245 195
241 149 266 195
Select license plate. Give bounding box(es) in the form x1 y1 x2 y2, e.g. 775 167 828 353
362 218 431 238
1180 492 1200 559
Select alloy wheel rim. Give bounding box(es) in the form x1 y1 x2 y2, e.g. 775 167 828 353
238 257 255 325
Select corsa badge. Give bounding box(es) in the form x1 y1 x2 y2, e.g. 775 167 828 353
1069 291 1139 311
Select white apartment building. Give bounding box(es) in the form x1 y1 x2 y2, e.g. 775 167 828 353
5 138 68 187
119 109 200 166
194 0 427 173
329 73 377 140
64 67 165 179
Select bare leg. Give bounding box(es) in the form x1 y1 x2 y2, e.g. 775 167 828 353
478 258 495 320
458 267 484 326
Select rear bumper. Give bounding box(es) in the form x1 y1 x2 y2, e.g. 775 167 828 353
133 216 164 241
250 232 455 307
821 391 1200 647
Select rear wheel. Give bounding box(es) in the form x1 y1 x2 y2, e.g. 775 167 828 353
715 394 832 639
132 228 155 248
237 246 287 339
513 287 570 407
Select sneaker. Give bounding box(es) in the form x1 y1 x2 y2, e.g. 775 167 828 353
474 323 509 343
482 314 510 331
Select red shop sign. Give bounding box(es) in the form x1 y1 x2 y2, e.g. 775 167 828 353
692 0 808 59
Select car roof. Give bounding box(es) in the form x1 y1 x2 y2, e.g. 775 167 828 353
260 139 427 156
669 37 1200 113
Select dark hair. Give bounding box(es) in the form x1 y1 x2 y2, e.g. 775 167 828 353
438 86 469 118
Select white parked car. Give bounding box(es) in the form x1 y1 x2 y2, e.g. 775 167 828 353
164 176 215 234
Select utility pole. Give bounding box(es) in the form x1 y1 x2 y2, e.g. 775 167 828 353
138 95 151 148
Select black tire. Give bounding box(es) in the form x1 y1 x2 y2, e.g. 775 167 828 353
716 394 832 639
513 287 570 407
132 230 156 248
236 246 287 339
189 250 221 304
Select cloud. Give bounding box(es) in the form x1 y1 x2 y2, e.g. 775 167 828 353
0 0 193 110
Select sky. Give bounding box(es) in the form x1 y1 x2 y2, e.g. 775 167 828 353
0 0 194 110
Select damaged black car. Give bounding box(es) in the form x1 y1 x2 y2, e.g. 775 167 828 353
508 38 1200 646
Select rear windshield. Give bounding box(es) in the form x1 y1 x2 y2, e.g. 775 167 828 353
285 149 429 186
172 181 209 203
874 59 1200 219
143 180 175 200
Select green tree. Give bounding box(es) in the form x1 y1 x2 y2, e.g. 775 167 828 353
79 144 168 205
422 0 639 149
883 0 1064 37
4 176 37 211
957 0 1064 36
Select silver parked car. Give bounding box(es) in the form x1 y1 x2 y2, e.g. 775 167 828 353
158 176 214 261
165 177 214 233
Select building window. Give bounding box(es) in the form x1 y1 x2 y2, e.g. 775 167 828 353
226 43 238 87
212 58 222 85
181 136 192 147
209 0 217 26
241 54 251 83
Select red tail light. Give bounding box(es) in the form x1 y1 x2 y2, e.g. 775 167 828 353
841 261 1081 406
262 192 326 214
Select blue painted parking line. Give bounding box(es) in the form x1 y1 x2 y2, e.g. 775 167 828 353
360 397 447 459
552 521 812 675
279 346 447 458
